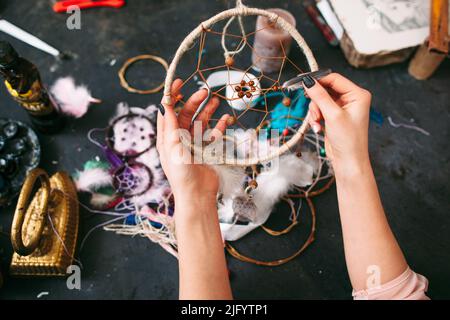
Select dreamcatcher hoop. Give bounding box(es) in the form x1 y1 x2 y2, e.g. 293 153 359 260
106 113 156 158
163 3 319 166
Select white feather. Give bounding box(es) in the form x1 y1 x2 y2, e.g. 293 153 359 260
253 154 313 212
219 151 319 241
212 165 246 199
90 193 116 208
75 168 112 192
51 76 100 118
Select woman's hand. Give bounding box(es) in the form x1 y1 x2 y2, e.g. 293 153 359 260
158 79 233 299
304 73 372 176
157 79 230 216
304 73 409 291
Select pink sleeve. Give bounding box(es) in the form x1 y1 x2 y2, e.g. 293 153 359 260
352 267 430 300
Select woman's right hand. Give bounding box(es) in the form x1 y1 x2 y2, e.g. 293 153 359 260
303 74 414 293
303 73 372 176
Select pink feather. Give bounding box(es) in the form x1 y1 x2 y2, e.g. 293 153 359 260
50 76 101 118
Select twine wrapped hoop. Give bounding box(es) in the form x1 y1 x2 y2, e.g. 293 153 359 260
163 5 319 166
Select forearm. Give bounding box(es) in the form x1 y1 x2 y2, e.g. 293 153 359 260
175 197 232 300
334 157 407 290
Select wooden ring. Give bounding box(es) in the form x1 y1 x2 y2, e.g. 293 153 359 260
119 54 169 94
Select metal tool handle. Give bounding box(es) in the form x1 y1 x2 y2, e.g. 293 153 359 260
0 20 60 57
282 69 332 89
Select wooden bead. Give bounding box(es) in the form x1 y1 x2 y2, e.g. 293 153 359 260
248 179 258 189
238 91 245 98
272 85 279 91
282 97 291 107
248 80 255 86
235 85 242 92
245 91 252 98
226 116 236 126
225 56 234 67
240 80 246 86
250 86 256 92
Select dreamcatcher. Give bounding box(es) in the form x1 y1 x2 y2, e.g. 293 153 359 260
160 0 335 265
75 1 334 265
163 2 320 164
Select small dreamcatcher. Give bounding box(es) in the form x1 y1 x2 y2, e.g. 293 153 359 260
77 104 177 256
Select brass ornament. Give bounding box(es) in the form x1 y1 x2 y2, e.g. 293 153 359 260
10 168 79 276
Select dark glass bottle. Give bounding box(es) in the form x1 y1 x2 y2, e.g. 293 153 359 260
0 41 63 134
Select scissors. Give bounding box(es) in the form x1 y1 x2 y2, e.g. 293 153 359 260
282 69 332 91
53 0 126 13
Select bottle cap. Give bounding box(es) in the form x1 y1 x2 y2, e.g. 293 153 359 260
0 41 19 68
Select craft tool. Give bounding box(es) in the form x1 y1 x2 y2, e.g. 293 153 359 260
53 0 126 13
0 19 61 57
282 69 332 91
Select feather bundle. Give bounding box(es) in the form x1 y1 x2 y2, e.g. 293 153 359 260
218 151 319 241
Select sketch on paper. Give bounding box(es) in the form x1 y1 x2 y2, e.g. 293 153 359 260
362 0 429 33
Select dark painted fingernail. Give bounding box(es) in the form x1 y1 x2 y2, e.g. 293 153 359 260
157 103 165 116
302 75 316 89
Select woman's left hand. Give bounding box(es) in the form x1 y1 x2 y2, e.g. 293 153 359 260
157 79 230 218
159 80 233 299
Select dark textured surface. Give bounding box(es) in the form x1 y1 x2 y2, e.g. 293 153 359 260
0 0 449 300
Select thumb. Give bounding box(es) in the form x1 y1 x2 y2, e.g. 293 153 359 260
302 75 341 121
160 79 184 144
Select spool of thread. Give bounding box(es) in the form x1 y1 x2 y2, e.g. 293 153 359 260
251 8 296 74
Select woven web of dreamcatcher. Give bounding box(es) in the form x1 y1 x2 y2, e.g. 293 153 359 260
113 164 152 197
174 15 311 150
165 12 338 265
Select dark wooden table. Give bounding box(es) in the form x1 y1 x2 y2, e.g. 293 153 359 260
0 0 449 299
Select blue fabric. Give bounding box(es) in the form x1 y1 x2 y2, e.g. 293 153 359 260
253 89 310 131
370 107 384 125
